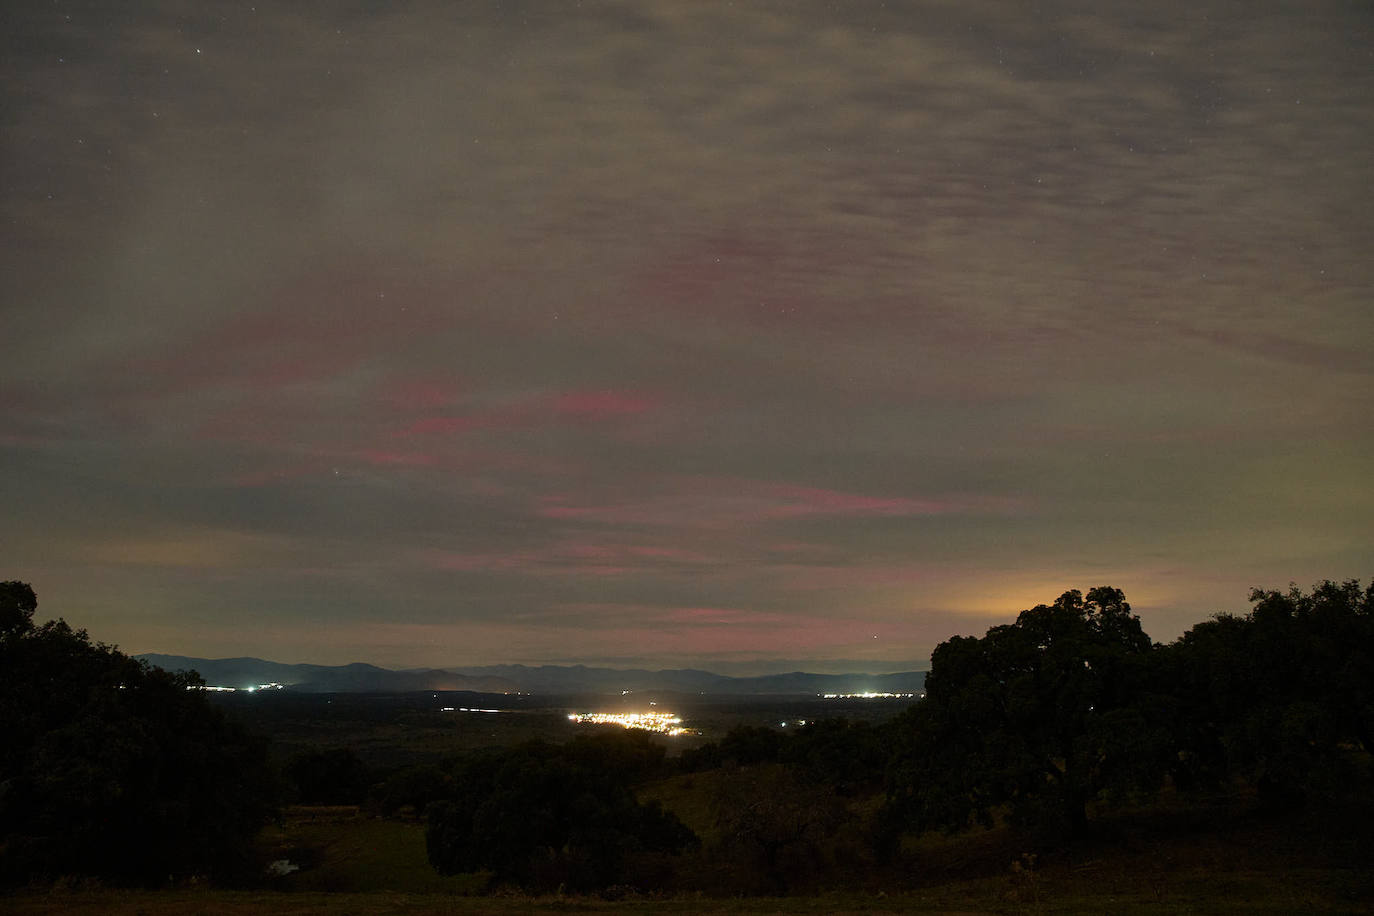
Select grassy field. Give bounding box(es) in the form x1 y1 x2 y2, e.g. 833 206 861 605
6 793 1370 914
6 697 1369 913
254 806 486 894
211 692 918 768
6 869 1369 914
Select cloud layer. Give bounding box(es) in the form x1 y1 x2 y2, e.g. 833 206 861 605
3 0 1371 670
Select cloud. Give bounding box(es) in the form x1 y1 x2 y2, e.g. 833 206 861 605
550 390 660 417
536 477 1019 529
1 0 1369 669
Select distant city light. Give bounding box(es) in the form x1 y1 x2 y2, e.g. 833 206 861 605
821 691 922 699
440 707 502 713
567 710 694 736
189 682 285 692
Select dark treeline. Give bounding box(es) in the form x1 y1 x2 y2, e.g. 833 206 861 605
425 731 696 892
348 580 1374 894
2 578 1371 895
879 583 1374 849
0 582 276 885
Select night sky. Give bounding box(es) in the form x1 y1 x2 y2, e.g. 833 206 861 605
3 1 1371 673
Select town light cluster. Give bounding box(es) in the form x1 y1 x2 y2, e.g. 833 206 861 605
821 691 921 699
189 682 284 692
567 710 691 736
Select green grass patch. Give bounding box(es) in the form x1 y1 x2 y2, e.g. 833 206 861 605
8 787 1369 913
256 805 487 894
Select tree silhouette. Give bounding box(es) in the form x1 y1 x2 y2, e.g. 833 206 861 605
0 580 37 636
1164 579 1373 805
708 762 845 894
884 587 1167 842
285 747 371 805
0 582 276 885
426 732 695 891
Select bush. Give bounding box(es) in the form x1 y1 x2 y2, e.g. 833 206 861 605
426 738 696 892
285 747 372 805
374 763 450 816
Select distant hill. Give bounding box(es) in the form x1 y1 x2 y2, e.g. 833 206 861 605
135 654 519 693
136 655 926 696
442 663 926 696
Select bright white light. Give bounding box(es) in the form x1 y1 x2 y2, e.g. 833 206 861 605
567 710 692 736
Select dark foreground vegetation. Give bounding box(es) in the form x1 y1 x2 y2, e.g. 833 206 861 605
0 582 275 885
3 578 1372 911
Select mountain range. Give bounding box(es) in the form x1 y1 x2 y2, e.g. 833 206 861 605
136 654 926 696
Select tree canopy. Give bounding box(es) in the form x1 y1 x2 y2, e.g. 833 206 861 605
883 587 1169 841
0 582 277 885
882 580 1373 847
426 730 696 892
1163 579 1373 804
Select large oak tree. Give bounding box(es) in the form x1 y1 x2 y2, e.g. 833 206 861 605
883 587 1168 841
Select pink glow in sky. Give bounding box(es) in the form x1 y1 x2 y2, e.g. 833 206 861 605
2 0 1371 672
